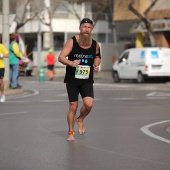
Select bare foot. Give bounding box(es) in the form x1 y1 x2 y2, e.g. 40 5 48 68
67 131 75 141
76 118 85 135
67 135 75 141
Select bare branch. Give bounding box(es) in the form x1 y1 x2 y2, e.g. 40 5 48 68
16 11 39 30
128 0 145 21
128 0 158 46
144 0 158 16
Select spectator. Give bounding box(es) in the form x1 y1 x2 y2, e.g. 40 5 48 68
9 32 24 89
45 48 56 81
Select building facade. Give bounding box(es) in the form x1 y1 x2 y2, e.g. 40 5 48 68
113 0 170 47
0 0 113 67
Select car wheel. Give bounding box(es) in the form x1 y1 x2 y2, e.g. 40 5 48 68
137 72 144 83
113 71 120 83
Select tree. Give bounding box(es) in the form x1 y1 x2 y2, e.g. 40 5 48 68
13 0 39 31
38 0 62 49
10 0 63 49
128 0 158 47
66 0 113 27
64 0 114 42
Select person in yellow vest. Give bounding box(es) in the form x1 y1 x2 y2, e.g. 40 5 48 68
0 38 9 102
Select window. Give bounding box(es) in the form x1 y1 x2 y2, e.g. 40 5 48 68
118 52 129 63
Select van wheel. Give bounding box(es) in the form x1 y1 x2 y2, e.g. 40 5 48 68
137 73 144 83
113 72 120 83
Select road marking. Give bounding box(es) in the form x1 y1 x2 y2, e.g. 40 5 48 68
6 101 29 103
146 92 156 96
111 97 136 100
146 97 168 100
140 120 170 144
0 111 28 116
147 92 170 97
42 100 67 102
13 89 39 99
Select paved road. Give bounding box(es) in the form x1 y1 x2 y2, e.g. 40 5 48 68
0 76 170 170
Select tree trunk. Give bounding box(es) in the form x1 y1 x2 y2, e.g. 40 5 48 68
148 31 156 47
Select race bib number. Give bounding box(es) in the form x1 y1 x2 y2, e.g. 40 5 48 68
75 65 90 79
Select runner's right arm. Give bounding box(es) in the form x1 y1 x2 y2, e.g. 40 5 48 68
58 38 80 67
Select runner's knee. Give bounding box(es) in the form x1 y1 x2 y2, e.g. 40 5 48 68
84 102 93 111
69 103 78 112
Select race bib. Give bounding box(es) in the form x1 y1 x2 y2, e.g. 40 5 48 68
75 65 90 79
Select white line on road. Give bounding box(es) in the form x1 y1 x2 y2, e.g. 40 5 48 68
146 97 168 100
6 101 29 103
13 89 39 99
147 92 170 97
42 100 67 102
111 97 136 100
146 92 156 96
0 111 28 116
140 120 170 144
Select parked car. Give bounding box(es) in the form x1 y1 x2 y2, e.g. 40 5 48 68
112 47 170 83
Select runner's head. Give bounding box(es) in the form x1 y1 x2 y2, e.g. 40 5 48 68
79 18 93 46
80 18 93 27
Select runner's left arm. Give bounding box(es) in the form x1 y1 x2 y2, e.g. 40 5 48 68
94 43 101 72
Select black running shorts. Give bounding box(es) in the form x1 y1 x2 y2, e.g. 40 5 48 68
66 82 94 102
47 65 54 70
0 68 5 79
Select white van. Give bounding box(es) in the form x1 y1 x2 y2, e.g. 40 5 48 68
112 47 170 83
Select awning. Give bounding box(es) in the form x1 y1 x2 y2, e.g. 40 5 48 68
130 19 170 33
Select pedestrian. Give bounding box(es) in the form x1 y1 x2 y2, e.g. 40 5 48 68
9 32 24 89
45 48 56 81
0 38 9 102
58 18 101 141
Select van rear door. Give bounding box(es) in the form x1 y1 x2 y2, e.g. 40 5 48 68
148 49 163 76
161 49 170 75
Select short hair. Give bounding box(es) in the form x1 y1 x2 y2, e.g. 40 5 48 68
80 18 93 26
48 48 53 53
10 32 17 41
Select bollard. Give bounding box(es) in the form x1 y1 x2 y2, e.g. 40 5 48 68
39 66 44 82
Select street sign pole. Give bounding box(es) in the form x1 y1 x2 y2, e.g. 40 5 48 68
2 0 10 90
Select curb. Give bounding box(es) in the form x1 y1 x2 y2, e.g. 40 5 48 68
5 88 24 96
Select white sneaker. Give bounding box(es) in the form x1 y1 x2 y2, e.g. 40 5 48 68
0 95 6 102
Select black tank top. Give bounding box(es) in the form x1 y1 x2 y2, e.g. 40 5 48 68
64 36 97 85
